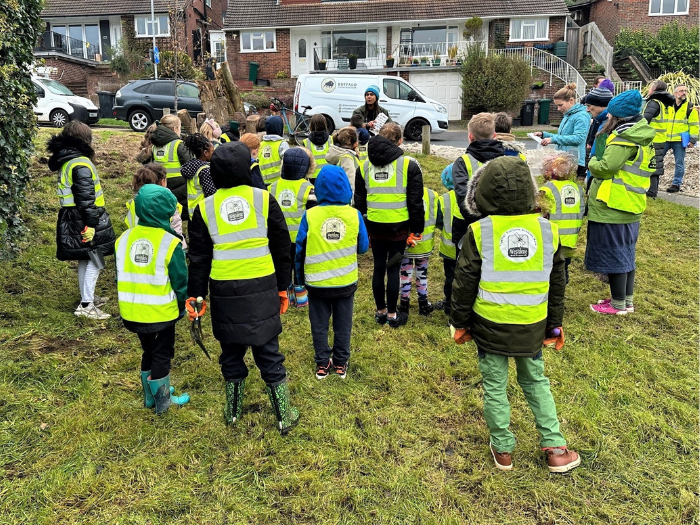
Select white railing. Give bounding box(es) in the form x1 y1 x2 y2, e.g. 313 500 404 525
613 81 643 95
580 23 614 77
489 47 587 99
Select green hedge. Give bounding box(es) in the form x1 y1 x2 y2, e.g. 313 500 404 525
615 22 699 73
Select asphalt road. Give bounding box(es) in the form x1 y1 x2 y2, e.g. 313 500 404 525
406 130 538 149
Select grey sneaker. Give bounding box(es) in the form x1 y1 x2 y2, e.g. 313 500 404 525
74 303 111 320
93 296 109 307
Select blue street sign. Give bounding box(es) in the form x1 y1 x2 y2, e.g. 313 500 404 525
153 47 160 64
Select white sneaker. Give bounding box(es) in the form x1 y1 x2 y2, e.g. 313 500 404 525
74 303 111 320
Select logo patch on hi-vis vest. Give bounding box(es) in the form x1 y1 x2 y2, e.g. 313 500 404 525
321 218 346 242
156 149 165 157
220 196 251 225
279 189 295 208
500 228 537 262
561 185 579 206
372 165 394 183
262 145 273 159
130 239 154 266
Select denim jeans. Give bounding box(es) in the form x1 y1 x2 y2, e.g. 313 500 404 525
663 141 687 186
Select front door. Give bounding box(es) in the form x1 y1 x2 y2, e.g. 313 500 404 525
292 35 309 76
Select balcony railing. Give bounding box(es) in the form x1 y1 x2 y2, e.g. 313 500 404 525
35 31 99 61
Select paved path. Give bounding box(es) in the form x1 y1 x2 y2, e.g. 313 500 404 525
408 130 538 149
656 191 699 209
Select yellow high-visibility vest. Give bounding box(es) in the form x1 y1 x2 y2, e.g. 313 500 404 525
304 138 332 179
259 139 284 185
407 187 437 255
539 180 585 249
57 157 105 208
438 190 465 260
269 178 313 242
152 140 183 178
361 157 409 223
187 164 209 220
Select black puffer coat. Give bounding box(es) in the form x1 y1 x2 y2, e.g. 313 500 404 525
187 142 292 346
47 134 116 261
353 135 424 241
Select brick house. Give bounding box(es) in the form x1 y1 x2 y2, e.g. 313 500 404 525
35 0 228 97
569 0 698 44
220 0 572 119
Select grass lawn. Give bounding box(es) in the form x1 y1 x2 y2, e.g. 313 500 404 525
1 129 698 523
96 118 132 129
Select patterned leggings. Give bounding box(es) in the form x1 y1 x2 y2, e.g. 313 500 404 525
400 257 429 301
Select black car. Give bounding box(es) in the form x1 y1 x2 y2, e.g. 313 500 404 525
113 79 256 132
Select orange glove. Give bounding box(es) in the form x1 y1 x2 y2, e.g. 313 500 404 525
406 233 422 247
279 291 289 314
185 297 207 321
451 326 472 344
543 327 565 351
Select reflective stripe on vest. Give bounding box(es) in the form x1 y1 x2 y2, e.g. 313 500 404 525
362 157 409 223
125 198 182 229
471 215 557 324
187 164 208 219
339 152 360 173
541 180 585 248
220 135 231 143
152 140 183 177
645 100 669 144
461 154 481 179
407 187 437 254
304 205 360 287
259 140 284 185
269 178 313 242
304 138 332 179
58 157 105 207
199 186 274 280
438 190 464 259
596 135 655 214
665 101 699 142
116 226 181 322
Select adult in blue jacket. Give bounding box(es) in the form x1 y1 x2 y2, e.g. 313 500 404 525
295 165 369 379
536 83 591 179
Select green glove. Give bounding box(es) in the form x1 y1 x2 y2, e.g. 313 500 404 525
81 226 96 243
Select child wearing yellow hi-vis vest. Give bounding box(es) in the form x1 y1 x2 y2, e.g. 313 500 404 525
270 147 317 307
295 165 369 380
259 116 290 186
538 152 584 284
304 114 333 184
181 133 216 220
125 163 187 250
116 184 190 415
398 186 438 316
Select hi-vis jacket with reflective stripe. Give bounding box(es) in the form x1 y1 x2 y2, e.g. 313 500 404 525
199 186 274 281
270 178 313 242
357 143 368 163
152 140 183 178
461 154 481 180
116 226 181 323
664 100 699 143
259 139 284 185
125 199 182 229
539 180 585 249
644 99 670 144
304 205 360 287
361 157 409 223
304 138 332 179
438 190 465 260
407 187 437 255
58 157 105 208
596 134 655 214
187 164 209 219
471 214 558 325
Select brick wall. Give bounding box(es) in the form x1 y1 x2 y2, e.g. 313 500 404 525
225 29 291 80
121 15 175 58
43 57 124 103
183 0 227 59
591 0 698 44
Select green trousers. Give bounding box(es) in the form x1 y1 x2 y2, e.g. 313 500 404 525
478 352 567 453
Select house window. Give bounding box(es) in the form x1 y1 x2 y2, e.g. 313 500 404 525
649 0 688 14
135 15 170 37
240 30 276 52
509 18 549 41
51 24 101 60
206 0 212 6
320 29 378 59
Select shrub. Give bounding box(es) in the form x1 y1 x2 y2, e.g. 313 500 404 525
644 71 700 106
157 51 204 81
241 91 272 110
460 49 532 113
615 22 699 73
0 0 44 254
275 71 288 79
109 40 145 77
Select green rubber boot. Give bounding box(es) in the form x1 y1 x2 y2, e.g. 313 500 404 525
224 378 246 426
266 378 300 435
148 374 190 415
141 371 175 409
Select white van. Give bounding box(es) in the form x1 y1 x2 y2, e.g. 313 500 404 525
294 74 448 140
32 76 99 128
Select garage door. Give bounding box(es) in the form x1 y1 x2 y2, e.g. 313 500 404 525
409 71 463 120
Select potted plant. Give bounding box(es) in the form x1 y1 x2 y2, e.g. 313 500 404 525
447 46 458 65
386 55 395 68
411 58 419 67
348 53 358 69
463 16 483 41
432 50 441 67
419 56 428 67
531 80 544 90
318 59 327 71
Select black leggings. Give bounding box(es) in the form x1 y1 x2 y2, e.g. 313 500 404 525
370 238 406 313
609 270 635 301
137 325 176 380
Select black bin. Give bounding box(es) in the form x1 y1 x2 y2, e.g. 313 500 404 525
520 100 536 127
96 91 115 119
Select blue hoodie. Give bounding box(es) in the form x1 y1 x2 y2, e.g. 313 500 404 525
295 165 369 295
542 103 591 166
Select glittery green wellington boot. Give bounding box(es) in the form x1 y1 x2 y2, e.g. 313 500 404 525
266 378 300 436
224 378 246 426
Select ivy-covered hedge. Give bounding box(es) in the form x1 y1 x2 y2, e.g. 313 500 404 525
0 0 44 254
615 22 699 74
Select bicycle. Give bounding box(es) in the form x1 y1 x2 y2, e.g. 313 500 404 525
270 97 312 143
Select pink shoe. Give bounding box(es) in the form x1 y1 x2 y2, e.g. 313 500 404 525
596 298 634 313
590 302 627 315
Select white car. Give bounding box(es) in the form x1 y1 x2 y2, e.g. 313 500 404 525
32 77 99 128
294 73 448 140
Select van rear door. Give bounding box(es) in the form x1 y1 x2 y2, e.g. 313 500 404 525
379 78 416 128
